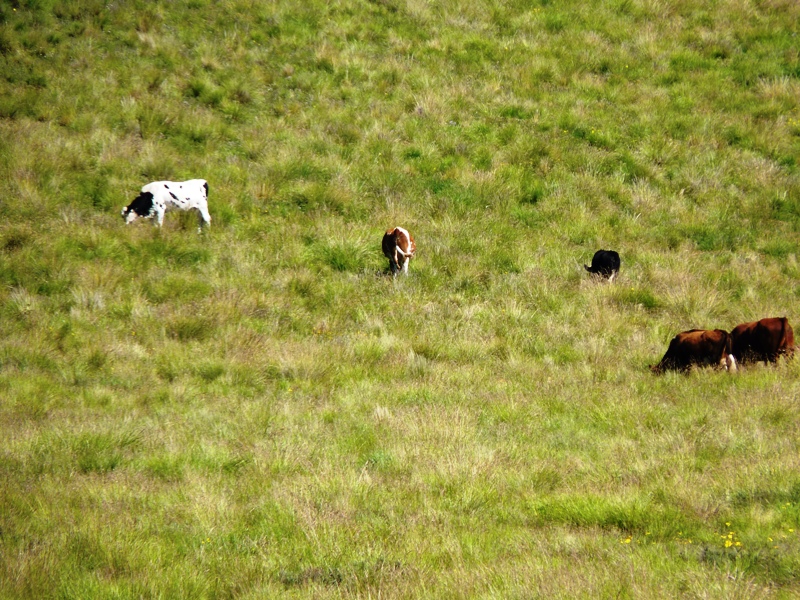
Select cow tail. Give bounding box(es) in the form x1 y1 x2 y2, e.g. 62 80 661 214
780 317 789 355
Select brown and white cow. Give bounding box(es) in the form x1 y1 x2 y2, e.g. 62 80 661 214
651 329 737 374
382 227 416 276
730 317 795 365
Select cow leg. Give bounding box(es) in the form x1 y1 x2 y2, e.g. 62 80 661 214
608 271 616 283
394 250 405 276
198 205 212 228
197 208 206 233
401 257 409 275
719 354 736 373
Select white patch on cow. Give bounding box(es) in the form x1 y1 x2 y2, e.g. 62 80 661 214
726 354 738 372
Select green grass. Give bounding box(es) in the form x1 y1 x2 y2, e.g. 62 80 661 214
2 0 800 597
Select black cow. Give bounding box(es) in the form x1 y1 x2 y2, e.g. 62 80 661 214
585 250 620 282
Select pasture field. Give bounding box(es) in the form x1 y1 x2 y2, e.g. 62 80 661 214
2 0 800 597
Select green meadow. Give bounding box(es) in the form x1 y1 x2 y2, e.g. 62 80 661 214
2 0 800 596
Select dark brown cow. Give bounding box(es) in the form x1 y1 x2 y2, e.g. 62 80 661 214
651 329 737 374
730 317 795 365
382 226 416 276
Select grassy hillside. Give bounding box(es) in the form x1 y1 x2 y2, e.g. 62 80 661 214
1 0 800 597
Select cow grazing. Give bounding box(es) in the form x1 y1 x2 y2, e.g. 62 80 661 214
651 329 737 374
382 227 416 276
121 179 211 232
730 317 795 365
585 250 620 282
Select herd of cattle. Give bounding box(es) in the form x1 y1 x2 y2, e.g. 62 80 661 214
574 250 796 374
121 180 797 375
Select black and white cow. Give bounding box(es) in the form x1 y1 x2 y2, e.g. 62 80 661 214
121 179 211 232
584 249 620 282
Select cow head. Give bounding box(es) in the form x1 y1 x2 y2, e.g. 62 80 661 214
121 191 154 224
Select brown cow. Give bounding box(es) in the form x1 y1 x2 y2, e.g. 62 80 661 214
382 227 416 276
729 317 795 365
651 329 737 374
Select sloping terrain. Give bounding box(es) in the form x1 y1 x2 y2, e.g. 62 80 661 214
1 0 800 597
